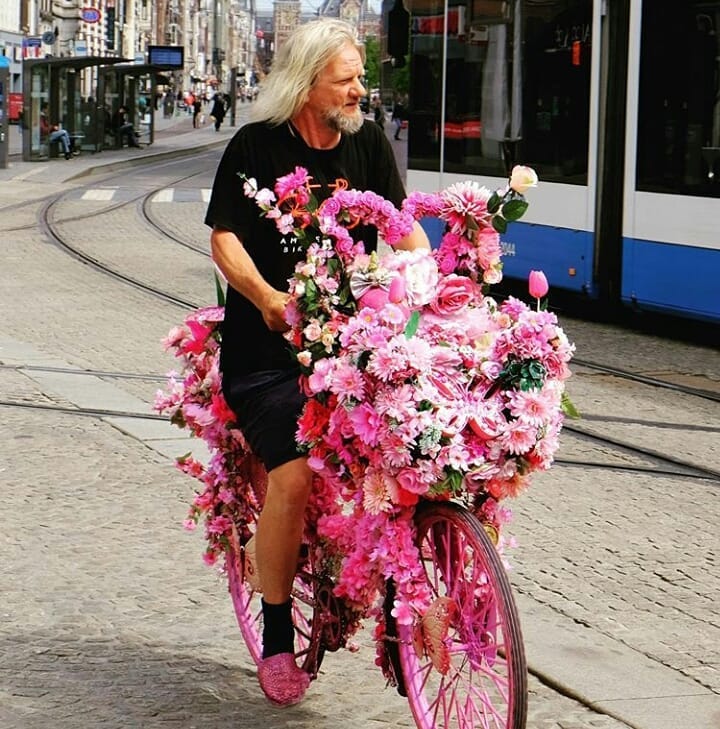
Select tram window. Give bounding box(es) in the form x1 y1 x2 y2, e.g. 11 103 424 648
407 0 592 182
636 1 720 198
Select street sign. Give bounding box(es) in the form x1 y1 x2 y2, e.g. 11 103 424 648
21 37 42 58
81 7 101 23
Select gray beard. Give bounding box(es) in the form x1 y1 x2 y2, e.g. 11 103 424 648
325 107 364 135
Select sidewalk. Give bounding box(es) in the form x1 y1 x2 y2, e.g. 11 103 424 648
0 106 241 186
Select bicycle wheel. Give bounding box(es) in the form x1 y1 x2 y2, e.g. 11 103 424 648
397 501 527 729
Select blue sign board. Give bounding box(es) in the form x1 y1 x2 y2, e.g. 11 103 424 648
148 45 184 68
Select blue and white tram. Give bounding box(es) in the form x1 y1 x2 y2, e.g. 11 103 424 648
402 0 720 324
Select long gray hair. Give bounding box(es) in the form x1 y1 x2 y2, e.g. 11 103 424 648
251 18 365 126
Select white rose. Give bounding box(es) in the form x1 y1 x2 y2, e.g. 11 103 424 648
509 165 538 194
398 251 440 306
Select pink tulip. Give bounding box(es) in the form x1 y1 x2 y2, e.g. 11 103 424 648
528 270 549 300
388 276 406 303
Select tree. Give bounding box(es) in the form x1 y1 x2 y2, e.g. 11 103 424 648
364 35 380 90
392 56 410 95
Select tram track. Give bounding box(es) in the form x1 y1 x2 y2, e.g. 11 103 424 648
1 389 716 482
36 156 213 310
573 358 720 403
0 362 166 381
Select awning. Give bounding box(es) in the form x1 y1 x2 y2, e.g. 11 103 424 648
23 56 131 71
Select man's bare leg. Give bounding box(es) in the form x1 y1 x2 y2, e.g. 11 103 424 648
255 457 313 705
256 456 313 604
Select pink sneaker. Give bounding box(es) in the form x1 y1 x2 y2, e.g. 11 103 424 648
257 653 310 706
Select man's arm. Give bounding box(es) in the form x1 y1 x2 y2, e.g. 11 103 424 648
393 220 431 252
210 226 290 331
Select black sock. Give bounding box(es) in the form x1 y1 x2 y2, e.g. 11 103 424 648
261 598 294 659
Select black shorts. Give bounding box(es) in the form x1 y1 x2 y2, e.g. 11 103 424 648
223 370 306 473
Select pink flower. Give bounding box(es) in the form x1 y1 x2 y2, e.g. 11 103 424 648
429 274 480 316
349 403 383 445
396 467 429 495
358 288 390 311
391 599 414 625
528 270 549 299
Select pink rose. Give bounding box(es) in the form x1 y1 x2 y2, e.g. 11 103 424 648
395 467 429 495
430 274 480 316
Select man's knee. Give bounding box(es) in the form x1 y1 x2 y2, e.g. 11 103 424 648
267 458 312 506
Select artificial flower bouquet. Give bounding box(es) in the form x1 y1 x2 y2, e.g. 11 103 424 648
155 164 575 659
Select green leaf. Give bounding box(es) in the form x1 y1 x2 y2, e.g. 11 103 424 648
327 257 340 276
487 191 502 214
404 310 420 338
492 215 507 234
501 199 529 222
561 392 581 419
214 271 226 307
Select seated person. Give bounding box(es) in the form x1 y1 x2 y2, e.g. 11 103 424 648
111 105 140 147
40 104 74 160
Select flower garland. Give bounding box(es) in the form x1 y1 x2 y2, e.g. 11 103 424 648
155 164 575 671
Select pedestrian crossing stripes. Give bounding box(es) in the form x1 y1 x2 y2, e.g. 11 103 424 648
74 188 212 203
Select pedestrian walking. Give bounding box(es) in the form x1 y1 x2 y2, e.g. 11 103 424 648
372 97 385 129
193 98 203 128
392 95 407 140
210 93 226 131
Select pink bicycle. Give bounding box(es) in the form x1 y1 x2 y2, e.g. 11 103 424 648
224 459 527 729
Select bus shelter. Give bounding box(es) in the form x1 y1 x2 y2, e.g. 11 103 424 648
98 64 175 149
22 56 129 161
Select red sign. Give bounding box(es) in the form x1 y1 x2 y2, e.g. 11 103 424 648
81 7 101 23
8 93 23 122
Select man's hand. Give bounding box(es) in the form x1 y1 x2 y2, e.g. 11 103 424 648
260 289 291 332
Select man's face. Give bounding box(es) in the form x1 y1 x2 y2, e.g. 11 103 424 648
307 42 366 134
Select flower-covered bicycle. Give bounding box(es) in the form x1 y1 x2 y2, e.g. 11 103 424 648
155 165 575 729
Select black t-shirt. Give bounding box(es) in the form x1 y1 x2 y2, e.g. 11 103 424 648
204 119 407 379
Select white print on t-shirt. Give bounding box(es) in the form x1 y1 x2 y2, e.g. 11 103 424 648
280 235 304 254
279 232 325 255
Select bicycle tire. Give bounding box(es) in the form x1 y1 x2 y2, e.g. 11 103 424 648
397 501 527 729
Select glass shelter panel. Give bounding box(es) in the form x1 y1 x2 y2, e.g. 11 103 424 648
636 0 720 197
28 65 50 159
